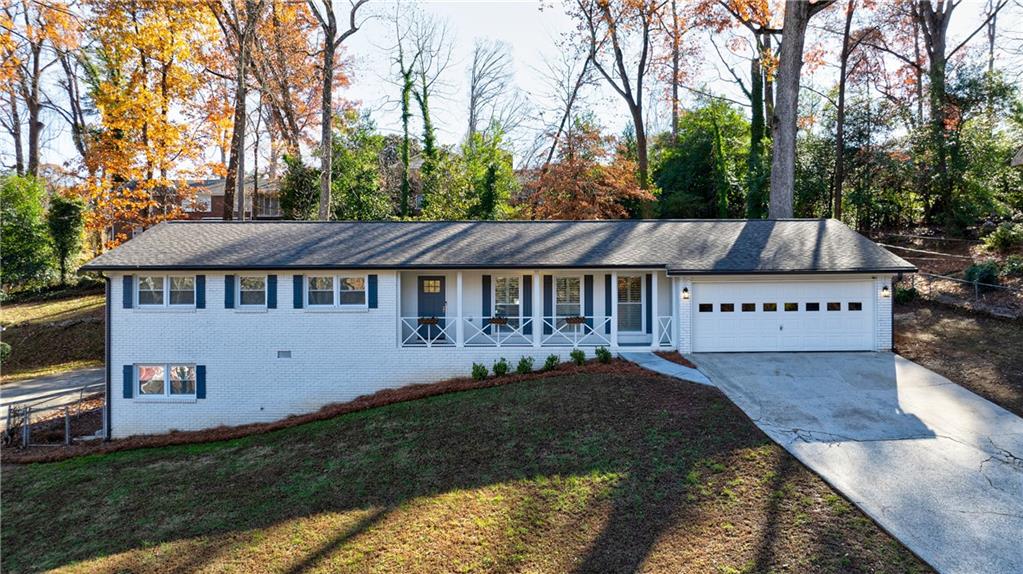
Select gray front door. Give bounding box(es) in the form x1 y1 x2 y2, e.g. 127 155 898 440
417 276 446 340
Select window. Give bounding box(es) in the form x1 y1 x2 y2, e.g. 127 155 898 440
741 303 755 312
698 303 713 312
827 302 841 311
848 302 863 311
422 279 441 293
720 303 734 312
138 275 195 307
138 276 165 306
239 276 267 306
555 277 581 317
494 277 520 319
763 303 777 312
806 302 820 311
307 276 334 306
339 276 366 306
138 364 196 398
617 275 643 332
306 275 367 308
784 302 798 312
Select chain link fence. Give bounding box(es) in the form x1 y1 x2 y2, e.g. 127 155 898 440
3 384 105 449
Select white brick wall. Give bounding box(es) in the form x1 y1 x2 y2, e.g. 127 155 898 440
875 275 894 351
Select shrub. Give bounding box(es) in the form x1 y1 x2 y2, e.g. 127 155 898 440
964 261 1001 291
1001 254 1023 277
471 362 488 380
570 349 586 366
543 354 560 371
894 285 918 304
493 357 509 376
1 174 53 291
0 342 10 364
983 223 1023 253
516 356 534 375
595 346 612 363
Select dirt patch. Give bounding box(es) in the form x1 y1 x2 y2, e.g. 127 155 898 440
653 351 698 369
896 299 1023 417
2 359 646 464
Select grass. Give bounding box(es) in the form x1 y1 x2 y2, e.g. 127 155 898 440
1 291 104 383
1 372 930 573
895 299 1023 417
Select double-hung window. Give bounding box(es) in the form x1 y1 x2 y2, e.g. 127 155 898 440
138 275 195 307
137 364 195 398
494 276 521 329
555 276 581 328
307 275 367 309
617 275 643 332
239 275 267 307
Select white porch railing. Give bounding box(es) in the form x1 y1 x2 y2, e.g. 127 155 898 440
541 316 612 347
463 317 534 347
656 316 674 347
401 316 456 347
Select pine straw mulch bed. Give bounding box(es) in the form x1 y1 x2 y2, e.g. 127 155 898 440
1 360 646 465
653 351 698 369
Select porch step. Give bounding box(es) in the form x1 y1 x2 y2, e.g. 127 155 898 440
618 352 714 387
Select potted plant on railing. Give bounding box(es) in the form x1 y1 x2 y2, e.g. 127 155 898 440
417 316 439 325
489 316 510 326
564 316 587 325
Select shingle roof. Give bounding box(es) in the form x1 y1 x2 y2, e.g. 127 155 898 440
80 219 916 275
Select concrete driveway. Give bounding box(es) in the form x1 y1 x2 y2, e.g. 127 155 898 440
693 352 1023 574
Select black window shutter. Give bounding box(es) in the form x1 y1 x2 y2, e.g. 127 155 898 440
368 274 378 308
196 275 206 309
645 273 653 334
542 275 553 334
583 275 594 328
196 365 206 399
123 365 134 398
225 275 235 309
604 274 613 334
293 275 304 308
522 275 532 335
267 275 278 309
481 275 491 333
122 275 133 308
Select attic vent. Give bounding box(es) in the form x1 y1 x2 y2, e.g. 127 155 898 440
277 350 292 359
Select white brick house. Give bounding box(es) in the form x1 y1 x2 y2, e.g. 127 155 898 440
83 220 915 438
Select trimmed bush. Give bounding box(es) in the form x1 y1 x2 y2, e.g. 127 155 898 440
595 346 612 363
471 363 488 380
983 223 1023 253
516 356 534 375
493 357 509 376
0 342 10 364
570 349 586 366
543 354 560 371
964 261 1001 291
894 285 918 304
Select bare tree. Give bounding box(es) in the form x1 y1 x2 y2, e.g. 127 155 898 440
308 0 370 220
467 39 512 139
388 6 421 217
409 12 454 206
768 0 835 219
534 48 594 171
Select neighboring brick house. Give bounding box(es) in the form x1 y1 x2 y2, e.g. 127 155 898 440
81 219 915 438
184 177 281 220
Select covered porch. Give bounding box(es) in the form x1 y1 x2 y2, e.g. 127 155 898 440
397 269 679 349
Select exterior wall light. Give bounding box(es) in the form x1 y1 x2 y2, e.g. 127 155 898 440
881 285 890 298
682 287 690 300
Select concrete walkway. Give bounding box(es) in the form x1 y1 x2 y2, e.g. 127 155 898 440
618 352 713 386
691 352 1023 574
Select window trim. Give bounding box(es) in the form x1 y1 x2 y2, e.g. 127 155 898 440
616 273 645 333
135 362 197 401
305 273 369 310
491 274 523 322
136 273 196 309
554 275 584 319
237 274 268 308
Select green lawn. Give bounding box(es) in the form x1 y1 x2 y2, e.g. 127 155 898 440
1 371 930 573
1 291 104 382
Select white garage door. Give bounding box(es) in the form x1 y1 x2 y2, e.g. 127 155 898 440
692 280 875 352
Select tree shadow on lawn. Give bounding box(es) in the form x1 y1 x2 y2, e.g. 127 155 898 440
1 373 922 573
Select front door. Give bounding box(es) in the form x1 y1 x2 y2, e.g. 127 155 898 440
417 276 446 340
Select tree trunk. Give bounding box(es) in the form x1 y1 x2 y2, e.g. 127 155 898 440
746 56 767 218
669 0 680 143
318 35 334 220
8 89 24 175
631 105 649 191
25 44 42 177
832 0 856 221
769 0 832 218
400 69 414 217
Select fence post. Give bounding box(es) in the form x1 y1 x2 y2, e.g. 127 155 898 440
65 407 72 446
22 407 31 448
974 280 979 300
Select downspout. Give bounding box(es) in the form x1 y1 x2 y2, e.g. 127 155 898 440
104 276 112 441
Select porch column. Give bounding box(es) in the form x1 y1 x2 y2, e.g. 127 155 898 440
671 277 679 350
610 271 619 350
650 272 659 350
395 271 402 348
456 271 464 347
532 270 541 347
